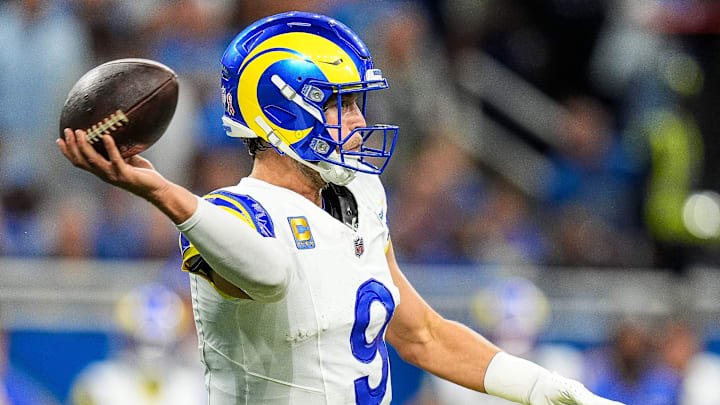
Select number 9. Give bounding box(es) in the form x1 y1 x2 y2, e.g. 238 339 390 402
350 279 396 405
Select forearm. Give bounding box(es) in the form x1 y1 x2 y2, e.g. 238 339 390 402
400 320 613 405
385 243 621 405
176 197 291 302
393 318 500 393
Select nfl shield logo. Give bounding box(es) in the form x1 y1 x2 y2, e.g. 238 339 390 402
354 236 364 257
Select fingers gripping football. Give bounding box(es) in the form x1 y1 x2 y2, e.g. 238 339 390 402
57 128 168 199
529 373 625 405
59 129 122 179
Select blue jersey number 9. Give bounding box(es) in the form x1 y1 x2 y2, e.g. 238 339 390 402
350 279 396 405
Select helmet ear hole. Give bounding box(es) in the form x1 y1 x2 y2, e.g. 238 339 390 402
297 76 303 81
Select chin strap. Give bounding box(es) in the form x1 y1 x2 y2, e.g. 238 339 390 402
254 117 357 186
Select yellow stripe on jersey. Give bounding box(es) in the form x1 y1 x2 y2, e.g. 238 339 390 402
204 193 257 231
181 245 200 267
180 244 236 300
178 190 275 300
185 264 236 300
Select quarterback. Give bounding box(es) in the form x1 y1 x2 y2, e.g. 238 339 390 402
57 11 624 405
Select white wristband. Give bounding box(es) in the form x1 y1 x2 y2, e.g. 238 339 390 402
484 352 548 404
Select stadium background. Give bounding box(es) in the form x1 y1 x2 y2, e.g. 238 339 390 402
2 0 720 404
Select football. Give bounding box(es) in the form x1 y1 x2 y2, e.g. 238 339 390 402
59 58 179 158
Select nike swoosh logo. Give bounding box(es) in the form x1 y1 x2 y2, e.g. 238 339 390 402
320 58 343 66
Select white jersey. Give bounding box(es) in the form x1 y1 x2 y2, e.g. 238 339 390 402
179 173 400 405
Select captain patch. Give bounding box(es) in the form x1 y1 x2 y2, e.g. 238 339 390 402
288 216 315 250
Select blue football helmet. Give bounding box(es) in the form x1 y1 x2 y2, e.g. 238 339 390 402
220 11 398 185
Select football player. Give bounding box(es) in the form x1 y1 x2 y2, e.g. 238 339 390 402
69 284 206 405
57 11 625 405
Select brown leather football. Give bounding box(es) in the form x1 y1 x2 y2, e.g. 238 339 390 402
59 58 179 158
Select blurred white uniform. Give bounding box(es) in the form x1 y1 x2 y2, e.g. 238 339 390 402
71 284 207 405
71 354 206 405
681 352 720 405
181 174 400 405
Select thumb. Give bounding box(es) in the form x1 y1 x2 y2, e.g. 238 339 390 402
534 373 626 405
571 382 625 405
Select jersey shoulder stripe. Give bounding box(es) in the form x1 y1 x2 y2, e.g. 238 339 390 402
204 190 275 238
178 189 274 273
177 190 275 299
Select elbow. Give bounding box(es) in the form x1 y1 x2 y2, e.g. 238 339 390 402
252 279 290 303
388 329 434 369
388 313 444 369
395 344 422 366
394 341 427 367
244 263 291 303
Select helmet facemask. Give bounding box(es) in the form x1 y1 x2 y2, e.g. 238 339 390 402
301 72 398 180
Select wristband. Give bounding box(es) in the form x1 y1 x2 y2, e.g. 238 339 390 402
484 351 548 404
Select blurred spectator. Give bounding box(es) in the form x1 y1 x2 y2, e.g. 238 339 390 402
543 96 651 267
637 319 720 405
141 1 238 187
1 186 53 257
144 209 179 259
461 181 549 265
362 3 465 190
232 0 335 29
72 0 150 63
187 146 251 195
147 0 232 148
585 320 685 405
389 135 483 264
70 284 206 405
92 189 151 259
142 78 203 188
0 0 91 191
52 201 94 258
654 320 698 404
0 198 5 256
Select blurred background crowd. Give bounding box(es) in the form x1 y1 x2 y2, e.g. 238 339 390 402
3 0 720 404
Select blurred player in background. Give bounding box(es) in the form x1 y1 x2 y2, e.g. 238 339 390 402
57 11 625 405
70 284 206 405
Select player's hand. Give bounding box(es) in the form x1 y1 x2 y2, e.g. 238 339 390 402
528 372 624 405
57 128 170 200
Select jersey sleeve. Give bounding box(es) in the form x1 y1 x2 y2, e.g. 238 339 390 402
178 190 275 290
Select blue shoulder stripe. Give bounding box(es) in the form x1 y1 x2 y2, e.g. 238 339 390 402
180 234 191 253
208 190 275 238
205 196 247 215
